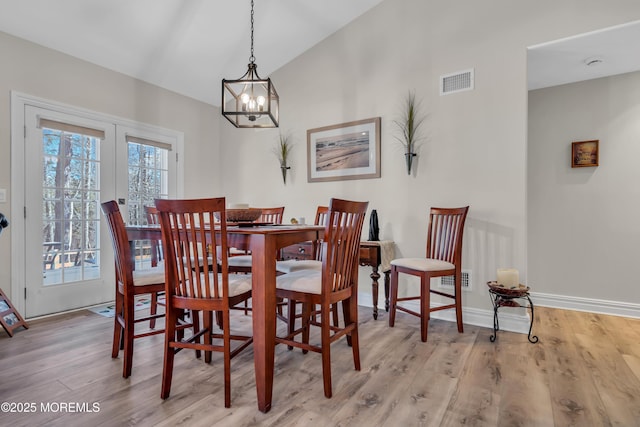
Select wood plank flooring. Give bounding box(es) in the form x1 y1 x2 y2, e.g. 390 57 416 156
1 305 639 427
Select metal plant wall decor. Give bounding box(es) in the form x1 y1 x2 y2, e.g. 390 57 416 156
393 91 425 175
273 133 293 184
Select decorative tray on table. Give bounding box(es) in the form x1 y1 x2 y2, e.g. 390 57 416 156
487 281 530 297
214 208 262 223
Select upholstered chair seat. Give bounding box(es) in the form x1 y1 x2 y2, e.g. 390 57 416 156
275 259 322 274
276 270 322 294
390 258 454 272
130 266 165 286
228 255 253 269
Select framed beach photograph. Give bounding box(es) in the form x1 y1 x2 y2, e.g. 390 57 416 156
307 117 381 182
571 140 599 168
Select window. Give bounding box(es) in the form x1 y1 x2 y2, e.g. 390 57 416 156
126 135 171 226
40 120 103 285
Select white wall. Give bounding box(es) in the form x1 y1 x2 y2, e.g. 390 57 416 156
0 31 222 301
220 0 640 316
3 0 640 318
528 71 640 312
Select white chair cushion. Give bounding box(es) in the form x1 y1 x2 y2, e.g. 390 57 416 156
182 273 252 297
132 266 165 286
227 274 253 296
228 255 253 268
275 259 322 274
390 258 455 272
276 270 322 295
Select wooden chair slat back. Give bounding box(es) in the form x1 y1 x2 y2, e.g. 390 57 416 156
156 198 228 303
145 205 159 225
313 206 329 261
321 199 368 294
101 200 134 295
256 206 285 224
315 206 329 227
426 206 469 265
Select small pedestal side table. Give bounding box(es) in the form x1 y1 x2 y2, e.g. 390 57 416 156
359 240 395 320
487 281 538 344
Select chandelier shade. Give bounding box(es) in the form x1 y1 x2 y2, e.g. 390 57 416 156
222 64 279 128
221 0 279 128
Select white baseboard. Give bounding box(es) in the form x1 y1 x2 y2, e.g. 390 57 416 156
358 290 640 336
358 292 532 335
530 291 640 319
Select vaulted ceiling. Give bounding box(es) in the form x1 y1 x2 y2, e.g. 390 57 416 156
1 1 638 105
0 0 384 106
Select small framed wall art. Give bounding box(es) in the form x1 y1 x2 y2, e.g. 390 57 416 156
571 140 599 168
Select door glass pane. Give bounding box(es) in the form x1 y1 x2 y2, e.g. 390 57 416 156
127 140 169 269
42 128 101 285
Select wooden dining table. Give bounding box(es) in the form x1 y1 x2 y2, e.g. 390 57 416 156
126 223 324 413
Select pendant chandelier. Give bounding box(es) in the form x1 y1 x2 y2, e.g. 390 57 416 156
222 0 279 128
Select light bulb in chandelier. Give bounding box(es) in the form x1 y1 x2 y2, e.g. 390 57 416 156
240 92 265 121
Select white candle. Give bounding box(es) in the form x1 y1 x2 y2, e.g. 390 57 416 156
497 268 519 289
229 203 249 209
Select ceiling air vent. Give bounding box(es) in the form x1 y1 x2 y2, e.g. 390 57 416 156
440 68 474 95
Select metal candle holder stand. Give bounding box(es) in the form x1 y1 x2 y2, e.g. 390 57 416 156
487 281 538 344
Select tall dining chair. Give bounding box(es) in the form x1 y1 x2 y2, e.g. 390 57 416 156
227 206 285 274
256 206 285 224
274 198 368 398
275 206 338 335
101 200 177 378
388 206 469 342
143 205 164 327
276 206 328 274
155 197 253 407
144 205 163 267
225 206 285 316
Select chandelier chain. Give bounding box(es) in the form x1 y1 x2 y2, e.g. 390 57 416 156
222 0 278 128
249 0 255 64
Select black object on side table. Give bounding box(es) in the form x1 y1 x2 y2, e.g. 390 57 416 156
487 281 538 343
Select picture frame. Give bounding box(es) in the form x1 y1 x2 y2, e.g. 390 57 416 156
571 140 599 168
307 117 381 182
0 288 29 337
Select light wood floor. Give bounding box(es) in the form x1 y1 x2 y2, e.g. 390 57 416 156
1 305 639 427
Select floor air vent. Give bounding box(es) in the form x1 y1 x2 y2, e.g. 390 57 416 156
438 270 472 291
440 69 474 95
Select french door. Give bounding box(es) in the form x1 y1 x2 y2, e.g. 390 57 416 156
24 106 116 317
115 125 179 270
19 99 182 317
